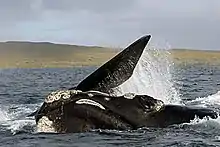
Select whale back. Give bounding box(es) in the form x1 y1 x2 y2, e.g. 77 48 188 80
74 35 151 93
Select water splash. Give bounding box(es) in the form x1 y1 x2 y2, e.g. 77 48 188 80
0 104 37 135
179 114 220 130
179 91 220 127
0 107 9 122
186 91 220 108
4 119 36 135
112 46 180 104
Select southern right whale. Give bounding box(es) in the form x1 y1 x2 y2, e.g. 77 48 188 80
32 35 218 133
35 90 217 133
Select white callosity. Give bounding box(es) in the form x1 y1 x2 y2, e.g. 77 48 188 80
71 90 82 94
86 90 109 96
104 97 110 101
123 93 136 99
44 89 111 104
37 116 56 133
87 93 94 97
44 89 107 110
155 101 164 111
75 99 106 110
45 90 82 103
45 90 70 103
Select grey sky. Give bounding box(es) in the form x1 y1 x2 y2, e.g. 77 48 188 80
0 0 219 50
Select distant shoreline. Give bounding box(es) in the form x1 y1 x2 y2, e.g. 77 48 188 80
1 50 220 68
0 41 220 68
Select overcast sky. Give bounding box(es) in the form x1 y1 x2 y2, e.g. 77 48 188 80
0 0 219 50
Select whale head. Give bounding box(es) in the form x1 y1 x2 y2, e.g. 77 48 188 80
35 90 164 133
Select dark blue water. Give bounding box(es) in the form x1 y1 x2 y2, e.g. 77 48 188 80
1 64 220 147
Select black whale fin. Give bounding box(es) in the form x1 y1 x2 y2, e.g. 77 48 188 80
74 35 151 93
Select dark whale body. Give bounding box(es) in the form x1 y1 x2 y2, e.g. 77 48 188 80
35 91 217 133
35 91 164 133
34 35 218 133
74 35 151 93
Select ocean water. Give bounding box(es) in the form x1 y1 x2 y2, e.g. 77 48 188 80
1 53 220 146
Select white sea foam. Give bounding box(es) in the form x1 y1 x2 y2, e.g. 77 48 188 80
183 91 220 126
180 114 220 129
186 91 220 107
0 104 38 134
6 119 36 135
0 107 9 122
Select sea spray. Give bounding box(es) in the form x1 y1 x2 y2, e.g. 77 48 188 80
0 107 9 122
0 104 37 134
112 46 180 104
186 90 220 108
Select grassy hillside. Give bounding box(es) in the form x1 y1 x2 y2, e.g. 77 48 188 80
171 49 220 64
0 41 219 68
0 41 117 68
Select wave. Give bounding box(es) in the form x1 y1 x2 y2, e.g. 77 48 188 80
178 114 220 131
186 90 220 108
180 91 220 127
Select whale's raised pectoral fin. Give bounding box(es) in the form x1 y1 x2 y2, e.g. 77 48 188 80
74 35 151 93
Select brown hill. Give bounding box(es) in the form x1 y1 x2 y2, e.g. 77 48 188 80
171 49 220 64
0 41 219 68
0 41 117 68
